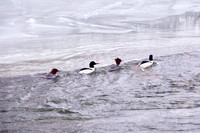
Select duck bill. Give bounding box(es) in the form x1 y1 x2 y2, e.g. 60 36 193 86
95 63 99 65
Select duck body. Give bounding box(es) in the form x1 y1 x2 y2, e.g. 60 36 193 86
108 64 120 72
79 61 99 74
45 73 57 79
139 61 154 69
108 58 122 72
79 68 96 74
139 55 154 69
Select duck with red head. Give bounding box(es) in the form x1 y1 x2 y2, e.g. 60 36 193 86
108 58 122 72
45 68 61 79
79 61 99 74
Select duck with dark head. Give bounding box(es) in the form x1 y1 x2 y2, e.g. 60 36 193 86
139 55 154 70
79 61 99 74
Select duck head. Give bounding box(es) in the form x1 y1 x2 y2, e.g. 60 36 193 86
149 55 153 61
50 68 61 75
115 58 122 65
89 61 99 68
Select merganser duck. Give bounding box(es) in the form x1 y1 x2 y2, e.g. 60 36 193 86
139 55 154 69
79 61 99 74
45 68 61 79
108 58 122 72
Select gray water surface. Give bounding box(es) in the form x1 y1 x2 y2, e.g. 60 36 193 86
0 51 200 132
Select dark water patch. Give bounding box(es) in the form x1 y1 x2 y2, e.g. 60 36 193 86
35 116 85 121
61 117 89 121
0 130 18 133
35 117 62 121
33 108 76 115
35 108 55 112
99 94 109 97
155 90 179 95
80 100 95 106
193 104 200 108
169 101 187 109
0 110 8 113
58 109 75 114
135 94 164 98
48 99 68 104
194 73 200 82
146 95 164 98
169 83 188 88
7 107 77 115
97 98 110 102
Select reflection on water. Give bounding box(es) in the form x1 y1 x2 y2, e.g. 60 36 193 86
0 51 200 132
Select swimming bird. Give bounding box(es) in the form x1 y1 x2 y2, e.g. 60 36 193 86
79 61 99 74
45 68 61 79
108 58 122 72
139 55 154 69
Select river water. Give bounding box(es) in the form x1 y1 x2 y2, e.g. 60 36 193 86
0 0 200 132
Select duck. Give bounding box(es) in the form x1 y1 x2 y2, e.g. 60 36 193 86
79 61 99 74
108 58 122 72
45 68 61 79
139 55 154 69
